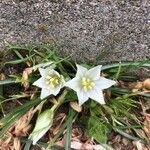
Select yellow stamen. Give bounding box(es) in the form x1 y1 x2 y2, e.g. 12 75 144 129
45 74 60 88
81 77 95 91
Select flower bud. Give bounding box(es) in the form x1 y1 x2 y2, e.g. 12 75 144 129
29 109 54 145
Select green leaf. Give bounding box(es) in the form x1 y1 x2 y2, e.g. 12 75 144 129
21 138 64 150
114 62 122 80
139 92 150 98
65 108 74 150
4 54 35 65
114 128 146 144
23 139 32 150
101 62 150 71
85 116 109 144
0 79 16 85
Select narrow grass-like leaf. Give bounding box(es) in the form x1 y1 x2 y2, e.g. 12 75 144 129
4 54 35 65
21 138 64 150
114 62 122 80
118 75 138 82
0 79 16 85
0 113 21 138
23 139 32 150
139 92 150 98
111 87 131 95
0 94 29 105
65 108 74 150
12 49 24 59
7 46 29 51
111 87 150 98
114 128 146 144
102 62 150 71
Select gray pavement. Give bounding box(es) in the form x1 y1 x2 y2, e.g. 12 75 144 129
0 0 150 63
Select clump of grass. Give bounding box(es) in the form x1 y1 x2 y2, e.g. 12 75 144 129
0 44 150 149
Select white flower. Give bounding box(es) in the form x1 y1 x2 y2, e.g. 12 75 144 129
65 64 116 105
33 67 65 99
29 109 54 145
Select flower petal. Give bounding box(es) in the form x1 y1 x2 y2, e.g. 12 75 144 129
33 77 47 88
76 64 87 77
50 86 61 96
32 126 49 145
89 89 105 104
40 88 50 99
77 90 89 106
39 68 49 77
95 77 116 90
87 65 102 80
65 77 80 92
48 69 60 77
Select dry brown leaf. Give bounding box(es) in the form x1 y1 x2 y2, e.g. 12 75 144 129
134 129 148 142
0 102 44 149
30 88 39 99
133 141 150 150
26 61 32 67
55 140 107 150
22 67 32 90
105 89 112 100
143 79 150 90
52 113 66 135
0 73 5 80
0 134 13 150
121 79 150 92
143 114 150 143
140 99 150 114
71 128 83 140
128 82 143 91
9 101 44 137
71 141 83 149
12 109 34 137
70 101 82 112
14 137 21 150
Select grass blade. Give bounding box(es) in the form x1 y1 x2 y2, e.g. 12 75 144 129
102 62 150 71
4 54 35 65
114 128 146 144
0 79 16 85
65 108 74 150
23 139 32 150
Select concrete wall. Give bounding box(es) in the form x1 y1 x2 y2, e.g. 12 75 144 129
0 0 150 63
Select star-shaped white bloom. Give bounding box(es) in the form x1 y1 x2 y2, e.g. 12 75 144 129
33 67 65 99
65 64 116 105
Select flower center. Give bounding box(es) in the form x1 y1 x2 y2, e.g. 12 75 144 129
45 74 60 88
81 77 95 91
